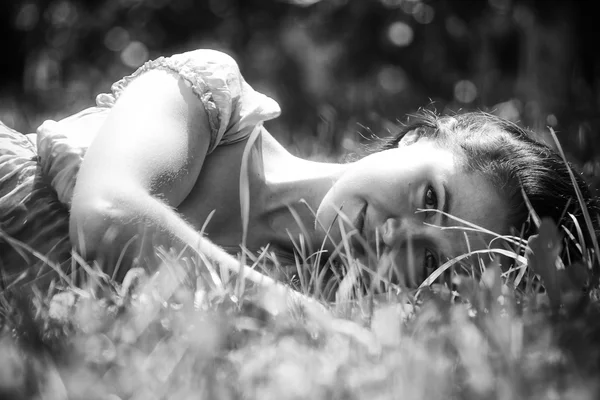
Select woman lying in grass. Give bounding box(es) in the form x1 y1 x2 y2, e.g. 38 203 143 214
0 49 598 292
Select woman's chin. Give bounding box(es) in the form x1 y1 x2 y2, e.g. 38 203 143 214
315 207 363 256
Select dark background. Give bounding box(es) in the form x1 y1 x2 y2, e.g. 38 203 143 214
1 0 599 183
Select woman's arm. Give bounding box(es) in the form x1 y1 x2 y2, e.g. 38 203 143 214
66 54 332 318
70 68 211 280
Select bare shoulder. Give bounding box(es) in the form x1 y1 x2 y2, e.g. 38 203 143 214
75 66 211 208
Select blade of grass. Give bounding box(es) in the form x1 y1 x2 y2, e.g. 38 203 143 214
548 127 600 268
237 125 263 301
287 204 315 258
112 234 138 281
0 228 71 288
419 248 528 289
419 209 527 247
566 213 587 257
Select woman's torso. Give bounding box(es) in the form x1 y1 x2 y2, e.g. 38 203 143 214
25 48 296 271
1 49 297 288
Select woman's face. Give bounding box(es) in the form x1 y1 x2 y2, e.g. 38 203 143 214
315 138 509 285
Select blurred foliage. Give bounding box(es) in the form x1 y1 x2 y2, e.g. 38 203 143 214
0 0 599 181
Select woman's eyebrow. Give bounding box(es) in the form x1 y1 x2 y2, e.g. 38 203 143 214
441 182 452 227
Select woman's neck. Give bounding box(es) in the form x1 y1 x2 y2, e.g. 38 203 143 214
259 130 349 255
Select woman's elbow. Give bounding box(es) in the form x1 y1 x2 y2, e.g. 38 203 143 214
69 195 133 262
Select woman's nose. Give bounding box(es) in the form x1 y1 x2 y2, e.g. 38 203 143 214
381 216 422 248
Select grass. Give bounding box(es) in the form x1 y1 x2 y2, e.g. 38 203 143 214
2 212 600 400
2 132 600 400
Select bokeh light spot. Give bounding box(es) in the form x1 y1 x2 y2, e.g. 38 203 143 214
401 0 420 15
121 41 149 68
454 80 478 103
283 0 322 6
31 52 61 90
493 99 522 122
413 3 434 24
387 21 414 47
546 114 558 127
445 15 467 39
14 3 39 31
105 27 130 52
378 65 408 94
47 0 77 27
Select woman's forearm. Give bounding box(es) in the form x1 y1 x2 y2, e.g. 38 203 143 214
69 189 329 317
69 189 275 287
70 188 208 278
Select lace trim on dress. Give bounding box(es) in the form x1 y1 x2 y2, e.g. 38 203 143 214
95 56 223 152
35 49 281 208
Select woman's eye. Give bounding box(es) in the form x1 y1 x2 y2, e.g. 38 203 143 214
424 249 437 276
424 185 438 209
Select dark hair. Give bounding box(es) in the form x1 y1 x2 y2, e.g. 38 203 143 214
383 110 600 264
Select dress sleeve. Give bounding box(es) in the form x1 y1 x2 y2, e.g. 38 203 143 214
97 49 281 152
37 49 281 206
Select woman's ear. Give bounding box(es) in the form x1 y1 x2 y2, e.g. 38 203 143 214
398 128 422 147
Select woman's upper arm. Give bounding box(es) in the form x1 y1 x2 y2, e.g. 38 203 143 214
74 68 210 207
